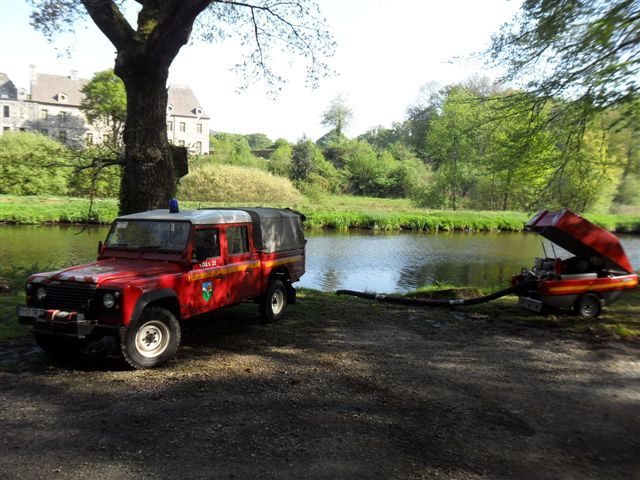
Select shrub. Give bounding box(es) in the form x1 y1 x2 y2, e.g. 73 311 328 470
0 132 71 195
177 163 302 204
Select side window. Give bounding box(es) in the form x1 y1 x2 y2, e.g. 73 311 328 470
227 226 249 256
192 229 220 259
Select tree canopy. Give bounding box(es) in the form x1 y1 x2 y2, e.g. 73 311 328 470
28 0 335 213
81 69 126 147
490 0 640 116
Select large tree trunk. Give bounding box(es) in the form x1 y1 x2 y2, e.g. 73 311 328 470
116 62 176 214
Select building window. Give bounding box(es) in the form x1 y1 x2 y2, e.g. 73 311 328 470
59 111 67 122
167 121 173 131
195 141 202 154
39 128 48 135
196 123 202 134
58 130 67 142
19 128 26 132
179 122 186 132
41 109 48 120
3 105 9 117
58 93 67 102
3 126 10 132
86 133 93 145
227 226 249 255
177 140 185 147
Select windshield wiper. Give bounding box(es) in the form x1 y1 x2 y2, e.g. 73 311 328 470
138 245 162 249
109 243 130 247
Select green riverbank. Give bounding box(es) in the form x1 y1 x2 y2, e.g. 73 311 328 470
2 195 639 233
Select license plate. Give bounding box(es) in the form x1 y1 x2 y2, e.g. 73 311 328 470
16 307 46 318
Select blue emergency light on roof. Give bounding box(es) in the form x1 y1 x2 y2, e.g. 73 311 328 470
169 198 179 213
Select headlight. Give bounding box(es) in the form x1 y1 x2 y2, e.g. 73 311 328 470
36 287 46 301
102 293 115 309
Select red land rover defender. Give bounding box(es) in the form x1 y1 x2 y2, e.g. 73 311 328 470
17 206 306 368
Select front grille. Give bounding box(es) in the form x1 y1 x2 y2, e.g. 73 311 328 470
45 282 97 311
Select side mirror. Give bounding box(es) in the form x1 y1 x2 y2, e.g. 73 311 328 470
98 240 104 254
194 245 207 262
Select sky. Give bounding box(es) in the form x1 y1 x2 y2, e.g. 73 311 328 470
0 0 521 141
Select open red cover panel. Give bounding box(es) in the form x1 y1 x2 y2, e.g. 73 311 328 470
526 209 633 274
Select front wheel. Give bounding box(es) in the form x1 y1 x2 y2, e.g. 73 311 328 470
574 293 603 319
120 307 181 369
259 279 287 323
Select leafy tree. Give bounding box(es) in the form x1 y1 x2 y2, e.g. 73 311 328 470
244 133 273 149
268 140 293 177
0 132 70 195
209 133 264 169
321 94 353 137
489 0 640 119
425 87 483 210
291 137 317 181
80 69 126 147
29 0 334 213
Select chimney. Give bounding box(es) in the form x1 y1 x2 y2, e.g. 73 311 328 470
29 65 37 83
70 70 78 81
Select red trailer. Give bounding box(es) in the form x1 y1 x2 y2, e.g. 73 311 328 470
513 209 638 318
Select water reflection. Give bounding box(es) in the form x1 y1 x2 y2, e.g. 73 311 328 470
1 225 638 294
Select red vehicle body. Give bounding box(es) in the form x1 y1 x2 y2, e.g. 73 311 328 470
18 207 306 368
513 209 637 317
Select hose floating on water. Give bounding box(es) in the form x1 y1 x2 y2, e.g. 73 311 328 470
336 281 536 307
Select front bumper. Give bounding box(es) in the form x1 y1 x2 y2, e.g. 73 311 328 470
17 307 120 339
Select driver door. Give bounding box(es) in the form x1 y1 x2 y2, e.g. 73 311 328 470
187 227 228 316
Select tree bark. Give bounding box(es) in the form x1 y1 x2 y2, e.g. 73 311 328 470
116 60 175 214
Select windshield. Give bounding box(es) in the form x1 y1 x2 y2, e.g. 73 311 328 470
106 221 191 252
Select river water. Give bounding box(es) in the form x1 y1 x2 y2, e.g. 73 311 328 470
1 225 638 293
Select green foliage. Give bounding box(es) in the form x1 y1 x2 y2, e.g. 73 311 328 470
321 94 353 137
209 133 266 169
0 132 70 195
268 141 293 177
243 133 273 149
178 164 302 204
80 69 126 146
291 137 319 181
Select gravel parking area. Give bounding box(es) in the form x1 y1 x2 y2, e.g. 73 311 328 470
1 291 639 479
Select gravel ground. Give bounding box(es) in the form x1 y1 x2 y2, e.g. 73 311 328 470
1 292 639 480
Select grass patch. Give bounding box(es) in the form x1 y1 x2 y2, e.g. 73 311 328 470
1 194 639 233
444 285 640 338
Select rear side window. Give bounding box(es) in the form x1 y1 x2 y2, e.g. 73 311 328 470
192 229 220 259
227 226 249 255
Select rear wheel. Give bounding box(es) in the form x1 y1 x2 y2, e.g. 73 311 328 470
34 332 89 360
120 307 181 369
259 279 287 323
574 293 602 319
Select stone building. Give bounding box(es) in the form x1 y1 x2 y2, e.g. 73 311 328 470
0 67 209 153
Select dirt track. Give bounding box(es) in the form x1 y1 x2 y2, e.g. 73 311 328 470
1 292 639 479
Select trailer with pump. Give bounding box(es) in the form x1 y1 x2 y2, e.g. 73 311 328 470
338 209 637 317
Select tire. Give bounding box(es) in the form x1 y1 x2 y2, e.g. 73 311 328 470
120 307 181 369
34 332 89 360
574 293 602 319
259 279 287 323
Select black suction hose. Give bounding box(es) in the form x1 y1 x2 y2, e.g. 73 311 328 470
336 281 536 307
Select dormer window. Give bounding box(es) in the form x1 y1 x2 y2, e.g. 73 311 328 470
57 93 68 103
167 104 174 115
194 107 203 116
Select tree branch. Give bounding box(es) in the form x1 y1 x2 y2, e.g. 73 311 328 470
80 0 135 50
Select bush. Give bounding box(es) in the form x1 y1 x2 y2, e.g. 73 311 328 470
0 132 70 195
177 163 302 204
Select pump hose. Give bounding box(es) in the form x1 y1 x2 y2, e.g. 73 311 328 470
336 281 536 307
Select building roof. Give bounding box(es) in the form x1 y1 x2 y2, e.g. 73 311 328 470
168 85 209 119
31 72 88 106
0 73 17 99
117 209 252 225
